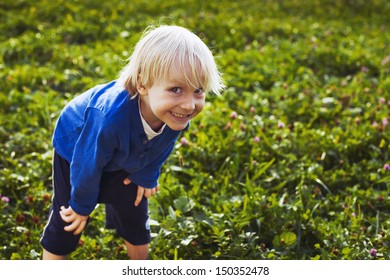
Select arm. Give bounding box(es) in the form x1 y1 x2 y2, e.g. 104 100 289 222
125 140 176 206
60 108 117 233
69 108 117 215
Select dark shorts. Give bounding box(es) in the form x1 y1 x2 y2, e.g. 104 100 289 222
40 152 150 256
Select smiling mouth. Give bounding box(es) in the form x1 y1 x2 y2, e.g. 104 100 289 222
171 112 191 118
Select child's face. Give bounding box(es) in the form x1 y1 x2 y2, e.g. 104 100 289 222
139 77 206 131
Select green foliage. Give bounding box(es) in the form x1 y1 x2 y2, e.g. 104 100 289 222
1 0 389 260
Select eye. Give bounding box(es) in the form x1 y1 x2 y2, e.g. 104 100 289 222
194 88 204 96
170 87 183 94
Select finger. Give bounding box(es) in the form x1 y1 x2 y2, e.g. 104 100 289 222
60 210 74 223
60 206 74 219
60 206 71 216
150 188 155 196
123 178 131 185
150 186 159 196
64 219 80 232
73 220 87 235
144 188 152 198
134 186 144 207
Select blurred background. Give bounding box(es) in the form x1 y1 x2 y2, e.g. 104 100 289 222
0 0 389 259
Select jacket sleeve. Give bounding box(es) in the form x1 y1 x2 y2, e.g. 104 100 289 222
69 108 117 216
127 140 176 189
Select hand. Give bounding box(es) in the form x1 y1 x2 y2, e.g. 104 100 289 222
59 206 89 235
123 178 159 206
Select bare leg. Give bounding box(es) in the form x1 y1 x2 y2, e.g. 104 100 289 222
124 240 149 260
42 249 67 260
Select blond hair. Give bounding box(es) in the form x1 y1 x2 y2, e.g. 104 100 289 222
117 25 225 96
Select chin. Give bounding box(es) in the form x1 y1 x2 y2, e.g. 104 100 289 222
167 123 188 131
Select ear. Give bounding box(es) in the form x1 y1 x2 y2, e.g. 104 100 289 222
137 84 148 96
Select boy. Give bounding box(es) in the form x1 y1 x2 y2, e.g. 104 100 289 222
40 25 224 259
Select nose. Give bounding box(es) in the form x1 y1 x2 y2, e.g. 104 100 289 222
180 95 196 112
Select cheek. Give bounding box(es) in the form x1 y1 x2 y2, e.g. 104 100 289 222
195 99 206 113
149 98 168 113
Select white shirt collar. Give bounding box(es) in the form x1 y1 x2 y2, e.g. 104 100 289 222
138 97 166 140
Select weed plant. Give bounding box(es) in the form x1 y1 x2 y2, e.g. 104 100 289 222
0 0 389 259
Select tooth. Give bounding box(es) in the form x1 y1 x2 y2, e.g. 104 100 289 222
173 112 186 118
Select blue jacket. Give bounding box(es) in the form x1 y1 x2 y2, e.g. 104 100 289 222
53 81 185 215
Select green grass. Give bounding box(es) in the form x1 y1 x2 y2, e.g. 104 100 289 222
0 0 389 259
